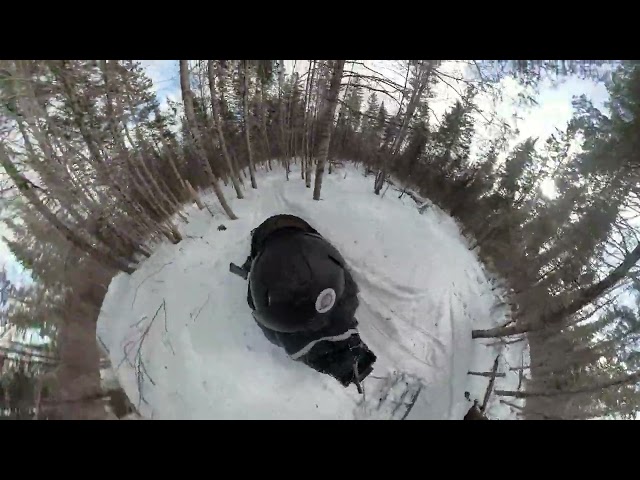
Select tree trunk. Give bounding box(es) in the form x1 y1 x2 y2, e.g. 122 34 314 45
241 60 258 189
304 61 317 189
53 62 173 243
206 61 244 198
481 355 500 411
15 116 88 225
217 60 245 186
0 144 135 274
53 257 112 419
124 122 181 220
122 124 181 243
472 241 640 339
60 60 168 243
496 368 640 399
145 141 189 220
258 80 273 170
313 60 345 200
278 60 288 170
150 103 189 199
180 60 237 220
374 61 432 195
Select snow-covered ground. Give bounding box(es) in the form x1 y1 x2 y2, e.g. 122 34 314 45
97 163 528 419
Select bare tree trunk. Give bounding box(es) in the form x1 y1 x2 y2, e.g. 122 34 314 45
145 142 190 219
27 62 170 248
301 63 313 181
278 59 287 172
241 60 258 189
0 143 135 273
149 103 189 199
205 61 244 198
10 67 99 226
472 241 640 339
374 61 433 194
277 61 290 178
121 124 182 243
304 61 317 189
496 368 640 398
53 257 112 419
309 62 322 183
59 60 169 243
180 60 237 220
217 60 245 186
481 355 500 411
185 180 204 209
125 122 182 219
257 79 272 170
15 117 88 225
285 62 298 174
313 60 345 200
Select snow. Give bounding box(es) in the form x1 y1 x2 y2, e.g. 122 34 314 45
97 163 529 419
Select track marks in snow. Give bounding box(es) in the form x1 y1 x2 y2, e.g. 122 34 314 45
99 164 511 419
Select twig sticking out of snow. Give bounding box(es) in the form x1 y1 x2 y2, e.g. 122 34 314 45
191 293 211 322
128 299 166 407
517 351 525 391
131 262 173 307
381 181 391 198
400 385 423 420
162 302 176 355
481 355 501 412
204 203 215 217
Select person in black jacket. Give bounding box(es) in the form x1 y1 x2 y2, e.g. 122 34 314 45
233 214 376 392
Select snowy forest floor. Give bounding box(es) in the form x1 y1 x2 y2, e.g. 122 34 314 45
97 162 529 419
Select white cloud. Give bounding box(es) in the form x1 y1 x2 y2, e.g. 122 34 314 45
138 60 180 110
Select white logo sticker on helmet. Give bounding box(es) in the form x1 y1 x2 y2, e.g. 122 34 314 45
315 288 336 313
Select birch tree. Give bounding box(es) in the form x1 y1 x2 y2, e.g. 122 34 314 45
313 60 345 200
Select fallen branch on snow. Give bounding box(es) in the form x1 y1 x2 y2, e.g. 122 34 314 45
468 371 506 378
517 350 525 391
499 400 564 420
484 337 526 348
131 262 173 307
385 178 432 212
481 355 500 412
191 293 212 322
120 299 166 407
134 301 166 406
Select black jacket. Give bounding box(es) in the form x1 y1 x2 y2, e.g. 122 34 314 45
244 214 376 389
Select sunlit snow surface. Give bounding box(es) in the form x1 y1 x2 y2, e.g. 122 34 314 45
98 163 528 419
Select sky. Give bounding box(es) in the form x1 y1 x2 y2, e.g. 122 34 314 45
138 60 609 198
0 60 611 286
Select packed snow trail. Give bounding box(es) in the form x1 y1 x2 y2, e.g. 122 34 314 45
97 163 527 419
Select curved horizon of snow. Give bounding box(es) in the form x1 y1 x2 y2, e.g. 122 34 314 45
97 163 528 419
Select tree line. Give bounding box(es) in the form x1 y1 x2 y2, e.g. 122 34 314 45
1 59 638 419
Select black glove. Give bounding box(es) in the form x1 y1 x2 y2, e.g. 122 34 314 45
302 335 377 388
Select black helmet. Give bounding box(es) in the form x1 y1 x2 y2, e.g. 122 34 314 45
249 231 347 333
